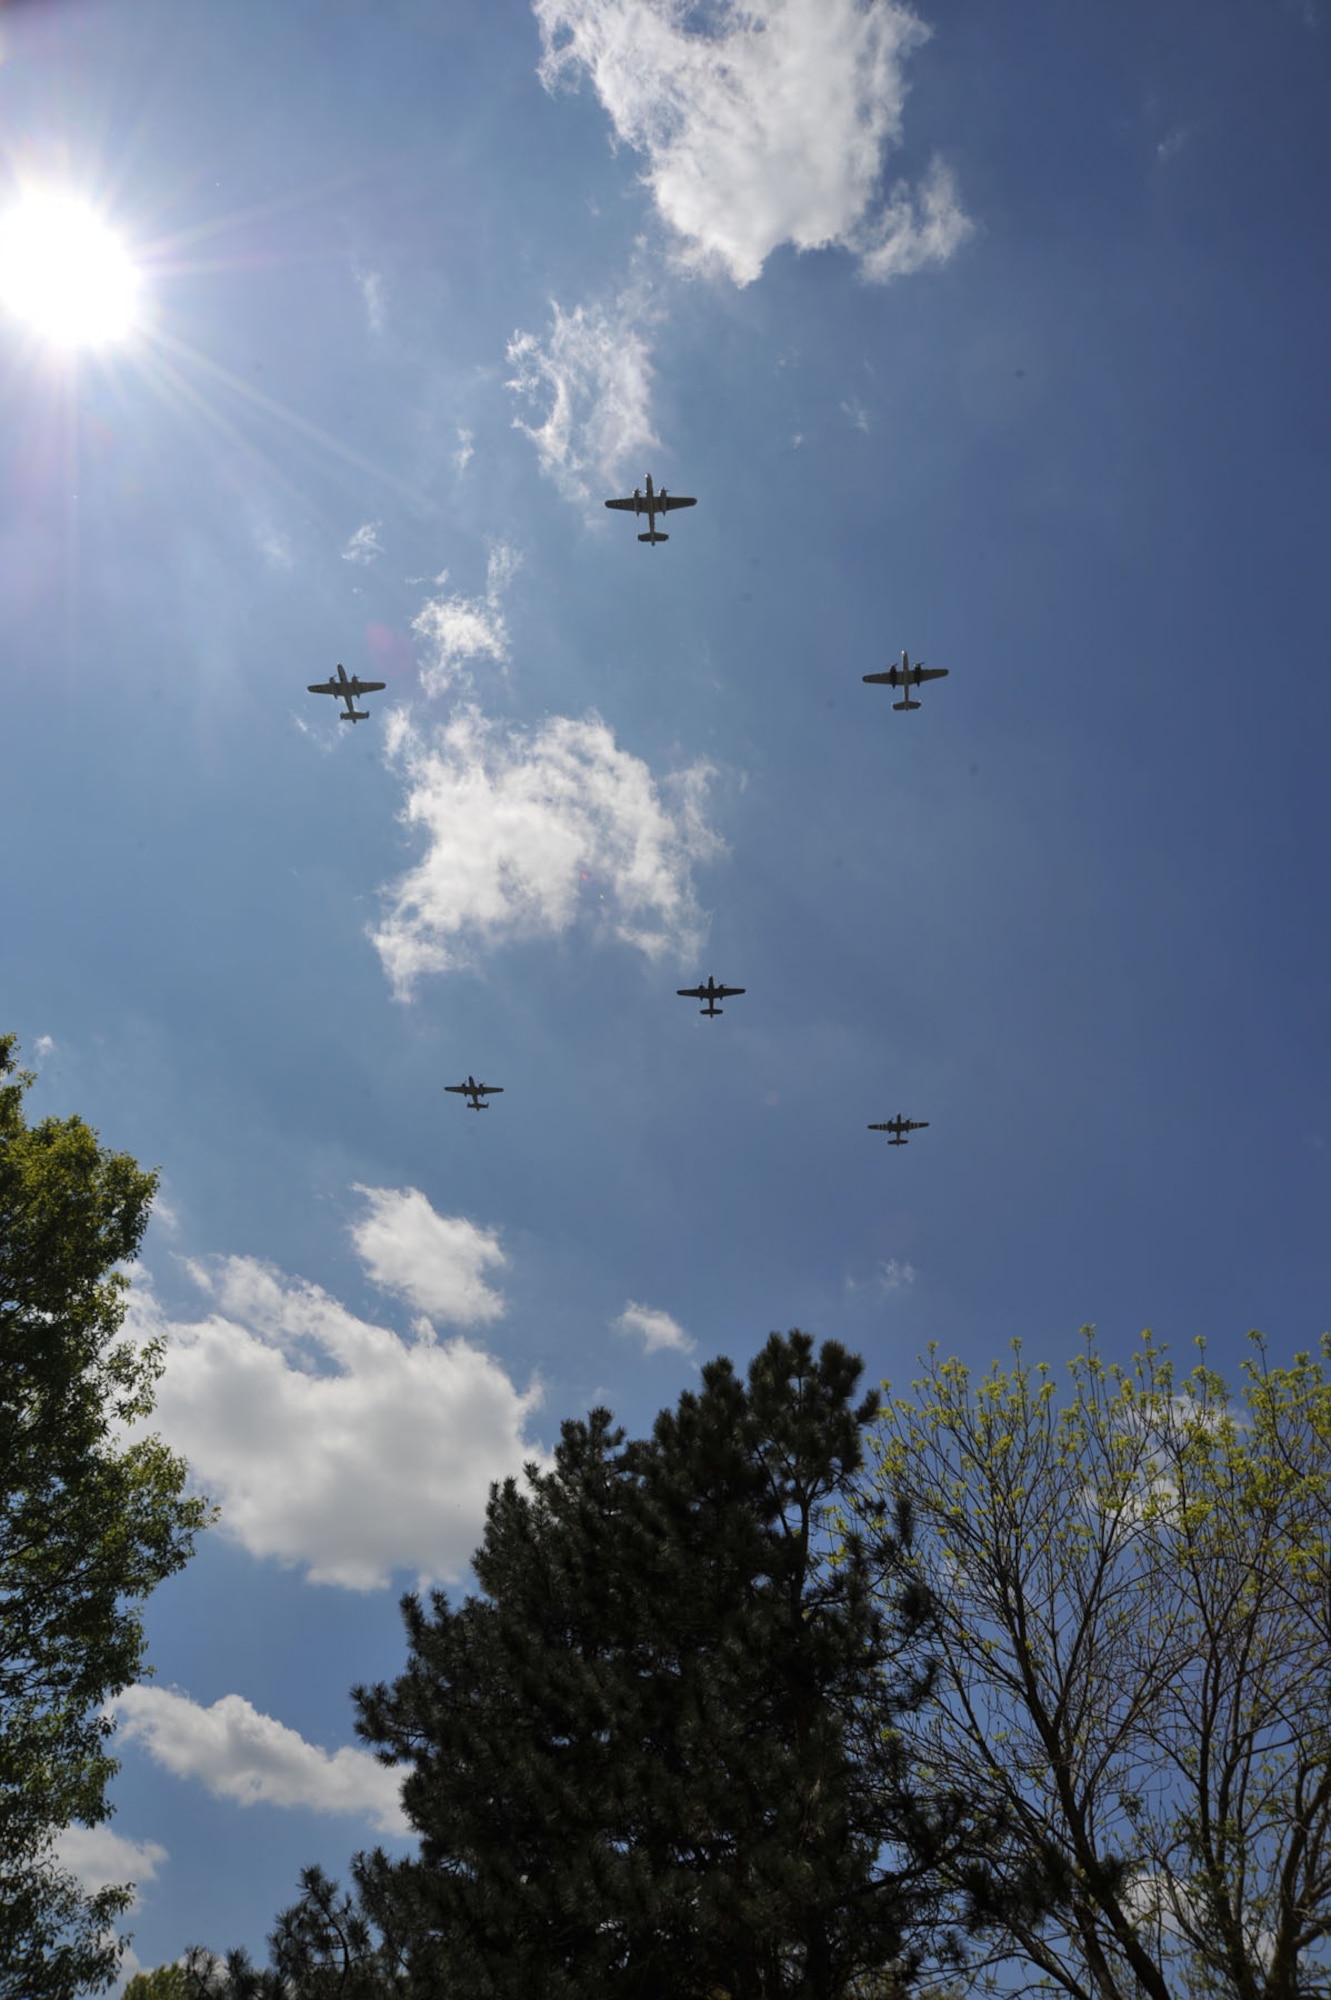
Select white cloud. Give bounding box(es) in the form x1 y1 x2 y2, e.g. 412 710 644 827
106 1685 410 1836
614 1300 695 1355
354 264 386 333
342 520 384 565
33 1033 55 1059
372 704 721 995
53 1823 167 1901
257 526 295 571
453 426 475 473
854 156 972 281
411 544 519 697
349 1186 507 1324
507 291 659 497
845 1258 916 1298
533 0 971 287
123 1230 543 1589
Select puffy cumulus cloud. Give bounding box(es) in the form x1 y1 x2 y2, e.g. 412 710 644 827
533 0 971 287
349 1186 506 1324
412 544 520 697
53 1823 167 1901
342 520 384 565
507 292 659 498
123 1239 542 1590
33 1033 56 1059
372 704 721 995
614 1300 695 1355
107 1685 410 1837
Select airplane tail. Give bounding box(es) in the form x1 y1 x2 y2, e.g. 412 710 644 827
340 709 370 722
893 698 921 711
638 531 668 544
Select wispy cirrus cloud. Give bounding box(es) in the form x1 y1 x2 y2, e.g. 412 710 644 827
353 264 386 333
533 0 971 287
507 291 660 499
372 703 721 995
412 544 520 697
106 1684 410 1836
341 520 383 565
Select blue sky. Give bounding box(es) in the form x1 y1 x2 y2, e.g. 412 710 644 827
2 0 1329 1981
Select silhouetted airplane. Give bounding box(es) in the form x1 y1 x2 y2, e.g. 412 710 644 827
862 650 948 711
444 1076 504 1111
605 472 696 545
868 1116 929 1146
307 662 386 722
678 977 745 1017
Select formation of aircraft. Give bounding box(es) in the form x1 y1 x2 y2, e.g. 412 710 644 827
862 649 948 711
307 662 386 722
311 477 940 1150
444 1076 504 1111
868 1116 929 1146
604 472 697 546
677 977 746 1017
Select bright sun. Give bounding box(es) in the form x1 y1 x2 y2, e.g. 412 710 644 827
0 190 140 349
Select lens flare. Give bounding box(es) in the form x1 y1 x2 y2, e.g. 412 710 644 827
0 189 140 348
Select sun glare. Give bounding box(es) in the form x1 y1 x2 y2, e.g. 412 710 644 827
0 190 140 349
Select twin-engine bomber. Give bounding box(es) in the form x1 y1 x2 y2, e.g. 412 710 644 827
445 1076 504 1111
677 977 746 1018
307 662 387 722
605 472 697 546
862 649 948 710
868 1116 929 1146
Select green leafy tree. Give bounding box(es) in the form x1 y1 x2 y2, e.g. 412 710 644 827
123 1966 192 2000
0 1036 215 1998
124 1947 282 1998
860 1329 1331 2000
348 1331 943 2000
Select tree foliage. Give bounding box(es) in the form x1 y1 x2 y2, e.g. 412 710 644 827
861 1329 1331 2000
0 1036 215 1998
348 1331 940 2000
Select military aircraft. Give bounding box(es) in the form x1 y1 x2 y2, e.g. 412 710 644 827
868 1116 929 1146
862 649 948 711
605 472 697 545
307 662 387 723
444 1076 504 1111
677 977 746 1017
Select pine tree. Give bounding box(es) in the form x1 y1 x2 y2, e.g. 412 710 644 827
350 1331 938 2000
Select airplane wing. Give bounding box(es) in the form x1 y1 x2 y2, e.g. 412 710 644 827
605 497 639 512
354 679 387 695
717 985 746 998
677 985 705 999
862 668 901 685
477 1085 503 1096
307 681 338 695
913 668 948 684
443 1084 468 1094
661 495 696 512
